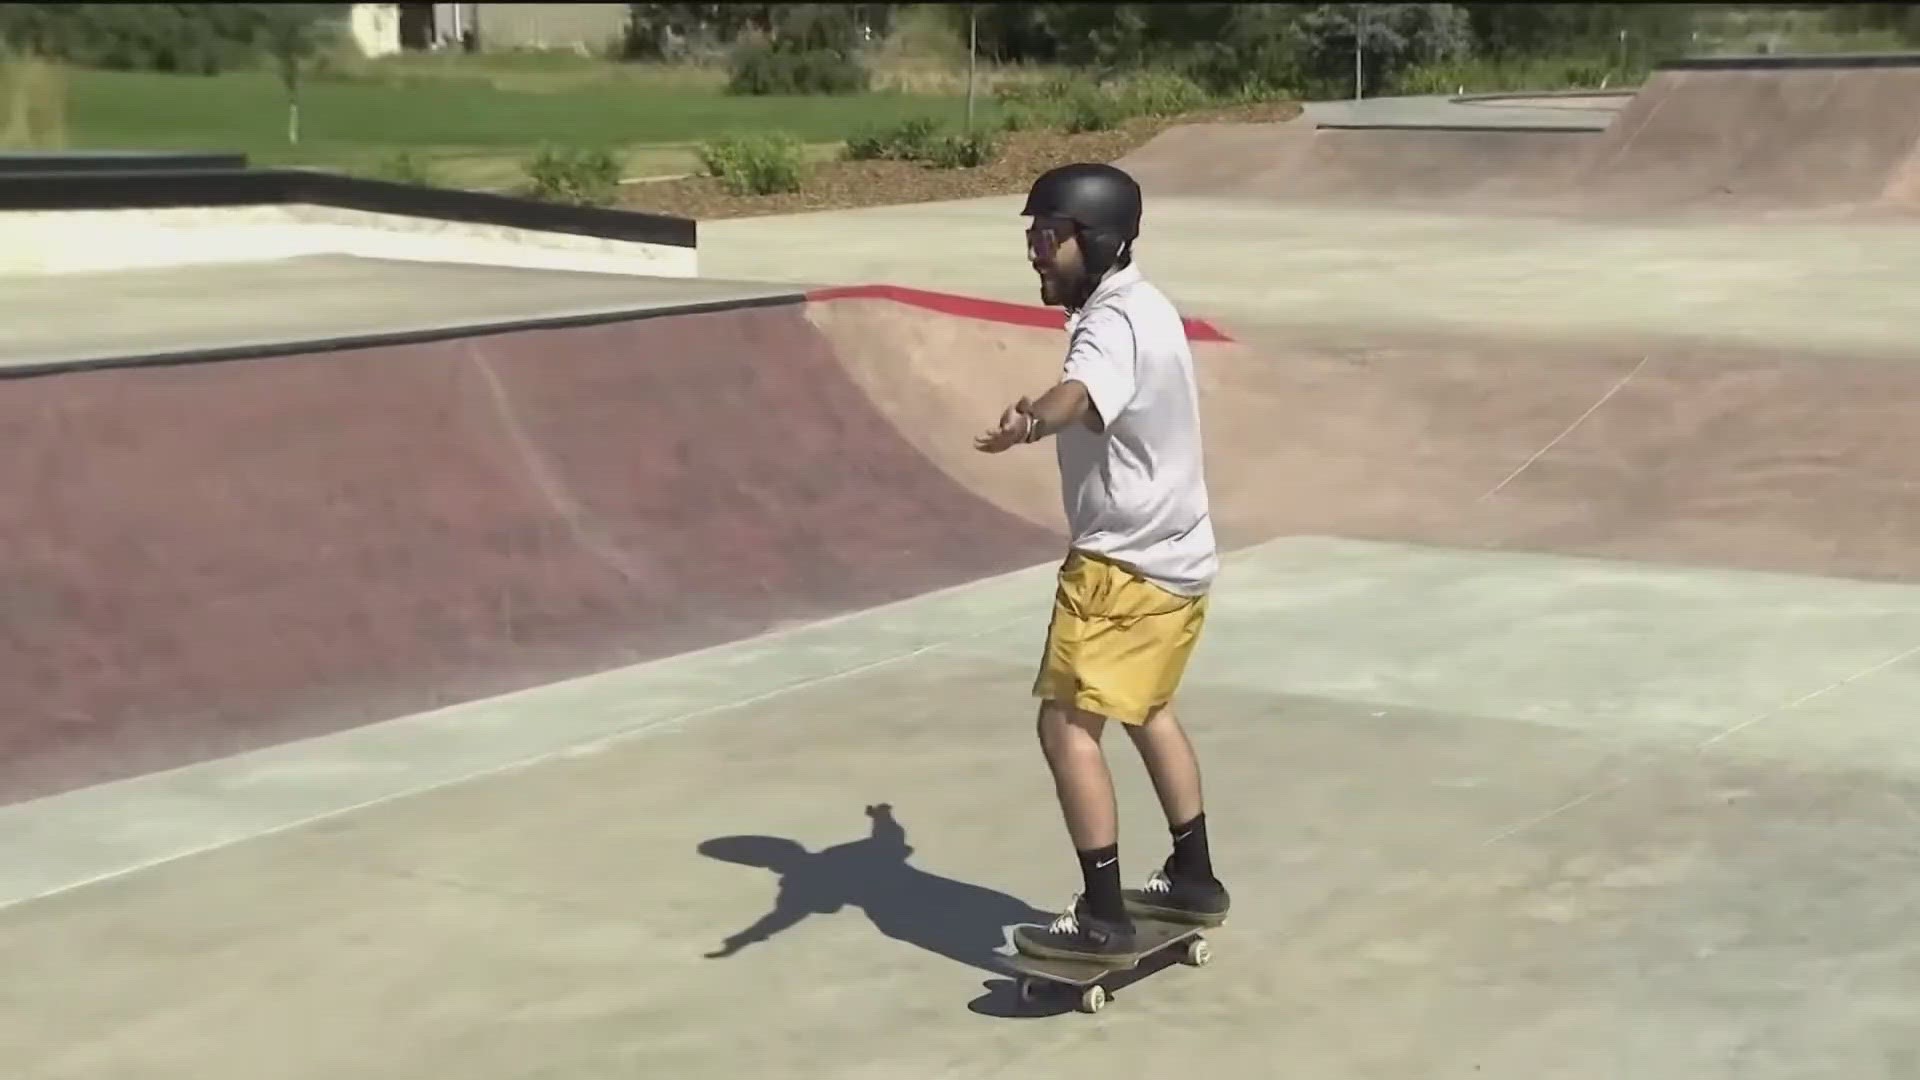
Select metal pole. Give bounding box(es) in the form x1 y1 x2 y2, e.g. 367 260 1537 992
1353 4 1365 100
965 6 977 133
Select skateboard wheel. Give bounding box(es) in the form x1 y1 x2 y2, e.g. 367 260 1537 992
1185 937 1212 967
1078 985 1107 1014
1017 977 1042 1005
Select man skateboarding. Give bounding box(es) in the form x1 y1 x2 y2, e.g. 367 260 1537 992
974 162 1230 962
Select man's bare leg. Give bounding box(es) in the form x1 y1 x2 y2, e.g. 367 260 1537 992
1125 702 1204 827
1122 702 1230 920
1036 700 1129 925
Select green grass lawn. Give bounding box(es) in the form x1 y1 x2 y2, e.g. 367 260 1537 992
56 59 1001 188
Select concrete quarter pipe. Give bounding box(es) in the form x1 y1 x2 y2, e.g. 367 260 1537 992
1120 52 1920 216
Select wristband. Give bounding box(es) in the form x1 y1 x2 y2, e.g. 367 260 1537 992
1022 412 1040 443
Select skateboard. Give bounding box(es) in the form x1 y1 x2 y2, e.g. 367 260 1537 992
1003 902 1222 1014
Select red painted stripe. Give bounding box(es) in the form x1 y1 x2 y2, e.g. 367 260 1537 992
805 283 1234 343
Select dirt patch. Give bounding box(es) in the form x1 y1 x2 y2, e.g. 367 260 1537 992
616 100 1302 220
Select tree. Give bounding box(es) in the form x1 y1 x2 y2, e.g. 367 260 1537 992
625 3 891 57
954 3 1242 66
1183 5 1311 95
1460 3 1695 60
1292 4 1472 97
1822 3 1920 43
0 3 341 75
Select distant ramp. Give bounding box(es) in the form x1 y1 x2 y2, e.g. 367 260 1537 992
1574 54 1920 213
1120 52 1920 217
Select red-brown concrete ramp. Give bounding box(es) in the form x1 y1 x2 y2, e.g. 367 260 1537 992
1120 52 1920 216
14 278 1920 809
0 296 1069 805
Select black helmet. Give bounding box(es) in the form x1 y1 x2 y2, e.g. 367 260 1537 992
1021 163 1141 278
1021 162 1142 239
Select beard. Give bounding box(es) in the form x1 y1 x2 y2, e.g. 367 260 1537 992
1037 266 1084 307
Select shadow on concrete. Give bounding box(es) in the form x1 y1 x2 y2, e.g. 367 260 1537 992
698 802 1052 979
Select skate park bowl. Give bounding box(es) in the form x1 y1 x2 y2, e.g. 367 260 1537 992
6 49 1920 1078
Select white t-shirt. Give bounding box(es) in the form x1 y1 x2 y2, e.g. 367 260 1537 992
1053 263 1219 597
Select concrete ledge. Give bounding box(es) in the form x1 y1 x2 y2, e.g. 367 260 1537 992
1662 51 1920 72
1453 90 1639 103
1313 123 1604 135
0 166 694 248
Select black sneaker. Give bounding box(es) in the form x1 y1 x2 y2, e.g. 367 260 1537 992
1012 894 1140 961
1124 860 1230 925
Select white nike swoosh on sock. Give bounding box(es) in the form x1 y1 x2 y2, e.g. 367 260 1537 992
1096 857 1117 868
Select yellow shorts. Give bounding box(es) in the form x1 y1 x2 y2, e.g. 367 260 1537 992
1031 549 1209 725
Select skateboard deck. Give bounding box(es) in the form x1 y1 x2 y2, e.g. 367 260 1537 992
1003 904 1221 1014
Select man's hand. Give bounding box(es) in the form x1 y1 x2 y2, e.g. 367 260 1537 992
973 397 1034 454
973 382 1095 454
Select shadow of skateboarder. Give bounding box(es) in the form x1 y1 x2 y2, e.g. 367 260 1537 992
698 803 1051 975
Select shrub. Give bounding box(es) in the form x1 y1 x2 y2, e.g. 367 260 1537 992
369 151 439 187
698 132 804 195
726 43 869 95
1062 85 1128 133
925 129 1000 170
842 116 941 162
841 127 888 161
1114 69 1211 118
994 74 1086 131
523 146 622 206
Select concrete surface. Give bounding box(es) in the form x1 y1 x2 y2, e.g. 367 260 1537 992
699 194 1920 357
0 256 807 370
6 537 1920 1078
13 59 1920 1080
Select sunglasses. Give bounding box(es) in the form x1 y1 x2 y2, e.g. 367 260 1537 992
1026 224 1068 260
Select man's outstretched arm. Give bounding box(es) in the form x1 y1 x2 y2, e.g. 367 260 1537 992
1021 378 1101 439
975 308 1136 454
974 379 1098 453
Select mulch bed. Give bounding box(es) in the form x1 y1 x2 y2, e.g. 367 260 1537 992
617 100 1301 221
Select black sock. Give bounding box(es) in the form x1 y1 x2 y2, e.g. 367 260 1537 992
1170 813 1212 879
1076 843 1125 922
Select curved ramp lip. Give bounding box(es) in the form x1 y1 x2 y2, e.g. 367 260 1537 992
0 290 811 380
805 283 1236 343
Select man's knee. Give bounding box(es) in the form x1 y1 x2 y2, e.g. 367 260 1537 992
1124 701 1180 740
1036 698 1106 750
